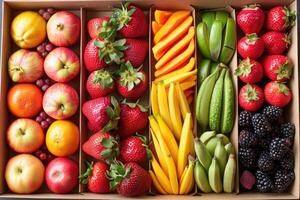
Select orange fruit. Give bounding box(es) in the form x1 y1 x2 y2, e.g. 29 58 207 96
11 11 46 48
7 84 43 118
46 120 79 157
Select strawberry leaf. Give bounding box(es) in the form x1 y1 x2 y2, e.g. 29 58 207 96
246 33 259 43
112 2 136 31
102 96 120 132
243 84 259 101
275 60 292 81
235 58 253 77
93 69 114 89
107 161 132 190
79 161 94 184
118 61 145 91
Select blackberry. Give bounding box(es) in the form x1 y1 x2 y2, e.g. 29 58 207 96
269 137 291 160
280 123 295 143
257 151 275 172
279 150 294 170
252 113 272 137
256 170 274 192
262 106 283 122
239 129 258 147
258 135 272 150
239 147 257 168
271 125 281 138
239 110 253 127
274 170 295 192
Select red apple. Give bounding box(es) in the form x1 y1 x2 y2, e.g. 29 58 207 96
5 154 44 194
43 83 79 119
47 11 80 47
8 49 44 82
45 157 78 194
44 47 80 82
7 119 44 153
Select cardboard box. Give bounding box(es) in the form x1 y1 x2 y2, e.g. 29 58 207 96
0 0 298 199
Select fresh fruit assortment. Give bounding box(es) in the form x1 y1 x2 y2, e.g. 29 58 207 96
5 9 80 194
236 4 296 193
1 1 298 198
149 9 197 195
81 2 151 197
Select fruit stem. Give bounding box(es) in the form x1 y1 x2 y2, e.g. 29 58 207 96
56 23 64 31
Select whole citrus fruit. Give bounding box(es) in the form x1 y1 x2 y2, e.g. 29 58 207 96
11 11 46 48
7 84 43 118
46 120 79 157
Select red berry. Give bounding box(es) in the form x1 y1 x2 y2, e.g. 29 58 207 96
43 12 51 20
36 116 43 123
238 33 264 59
37 45 45 53
41 121 49 129
239 84 264 112
46 117 53 124
36 79 45 87
38 9 46 15
264 81 292 107
42 51 48 58
45 43 55 52
42 85 49 91
47 8 55 14
235 58 264 84
40 111 48 119
44 78 51 85
40 153 47 161
47 154 54 161
41 145 48 151
35 150 42 157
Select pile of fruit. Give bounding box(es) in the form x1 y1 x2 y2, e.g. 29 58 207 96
81 3 151 197
194 9 237 194
149 9 196 195
235 5 296 192
5 9 82 194
194 132 236 193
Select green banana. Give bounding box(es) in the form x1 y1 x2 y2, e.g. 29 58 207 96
198 59 211 84
194 138 212 171
200 131 216 144
202 11 215 32
223 154 236 193
216 134 230 145
220 69 235 134
209 68 226 132
209 20 223 61
196 67 220 133
208 157 223 193
210 62 218 74
196 23 211 59
206 136 218 156
215 11 229 29
225 143 235 156
194 160 212 193
219 18 236 64
214 138 228 176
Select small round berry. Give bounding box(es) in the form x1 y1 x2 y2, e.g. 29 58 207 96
43 12 51 20
41 51 48 58
37 45 45 53
40 153 47 161
44 78 51 85
35 150 42 157
38 9 46 15
36 79 45 87
47 8 55 14
36 116 43 123
45 43 55 52
46 117 54 124
39 111 48 119
42 85 50 91
41 121 49 129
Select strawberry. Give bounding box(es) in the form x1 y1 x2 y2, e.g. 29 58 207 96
237 4 265 34
87 17 110 39
120 134 151 164
94 38 148 68
80 161 111 193
262 55 293 82
116 61 148 100
86 69 115 99
261 31 290 55
235 57 264 84
84 38 107 72
112 3 148 38
108 162 151 197
82 96 120 133
266 6 296 32
239 84 264 112
123 39 148 67
264 81 292 107
238 33 264 59
82 132 119 163
118 100 148 139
